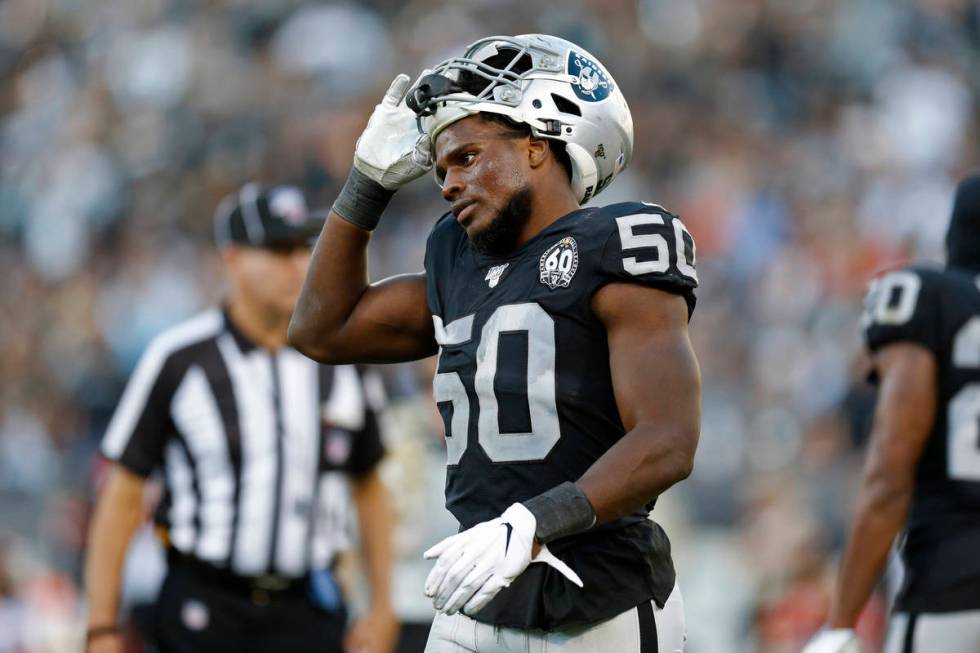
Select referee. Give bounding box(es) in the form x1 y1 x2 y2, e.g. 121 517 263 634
83 183 397 653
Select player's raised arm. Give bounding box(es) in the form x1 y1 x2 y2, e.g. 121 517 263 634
291 214 435 364
577 282 701 522
289 75 437 364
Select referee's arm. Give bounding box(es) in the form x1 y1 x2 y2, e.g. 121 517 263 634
84 332 175 651
84 465 146 651
344 378 398 653
347 469 398 652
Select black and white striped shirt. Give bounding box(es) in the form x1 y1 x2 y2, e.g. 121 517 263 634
101 308 384 578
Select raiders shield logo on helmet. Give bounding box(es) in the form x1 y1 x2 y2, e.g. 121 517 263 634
568 51 612 102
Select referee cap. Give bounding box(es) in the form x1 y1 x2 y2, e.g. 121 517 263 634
214 182 325 249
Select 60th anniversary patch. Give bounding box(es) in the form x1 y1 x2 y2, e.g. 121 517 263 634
539 237 579 289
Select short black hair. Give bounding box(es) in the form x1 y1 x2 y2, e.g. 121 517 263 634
947 172 980 273
476 113 573 182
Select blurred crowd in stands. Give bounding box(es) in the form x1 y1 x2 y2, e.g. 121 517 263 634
1 0 978 651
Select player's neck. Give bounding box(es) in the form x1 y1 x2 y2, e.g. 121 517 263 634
226 294 290 351
515 186 581 249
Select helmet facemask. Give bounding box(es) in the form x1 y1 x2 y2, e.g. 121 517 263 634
407 38 550 119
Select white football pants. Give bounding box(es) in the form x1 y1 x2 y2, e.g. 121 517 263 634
884 611 980 653
424 582 686 652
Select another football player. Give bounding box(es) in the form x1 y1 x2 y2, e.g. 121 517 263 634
290 35 700 652
803 174 980 653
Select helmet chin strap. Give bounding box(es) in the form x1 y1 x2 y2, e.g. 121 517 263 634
565 142 598 205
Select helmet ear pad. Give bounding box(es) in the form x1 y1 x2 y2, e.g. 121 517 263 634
564 142 598 204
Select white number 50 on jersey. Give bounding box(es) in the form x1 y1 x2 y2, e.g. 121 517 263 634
616 210 698 282
431 211 696 465
433 304 559 464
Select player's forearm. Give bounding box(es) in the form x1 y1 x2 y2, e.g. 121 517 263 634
828 472 912 627
827 344 934 627
577 420 697 524
84 472 145 627
352 470 395 610
289 212 372 361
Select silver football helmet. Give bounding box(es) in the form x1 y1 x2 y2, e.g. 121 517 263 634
406 34 634 205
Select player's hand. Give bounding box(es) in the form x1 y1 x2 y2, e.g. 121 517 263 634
85 632 125 653
423 503 583 616
801 628 861 653
353 74 432 191
343 603 399 653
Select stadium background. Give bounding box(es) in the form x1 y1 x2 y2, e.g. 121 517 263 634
1 0 978 651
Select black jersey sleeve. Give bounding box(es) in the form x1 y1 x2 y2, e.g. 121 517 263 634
346 408 385 477
423 213 460 320
346 369 387 477
862 267 943 356
594 203 698 316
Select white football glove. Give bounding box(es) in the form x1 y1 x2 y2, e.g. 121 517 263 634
353 74 432 191
423 503 583 616
801 629 861 653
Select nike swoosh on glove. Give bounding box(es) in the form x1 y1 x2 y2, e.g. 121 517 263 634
353 74 432 190
801 629 861 653
423 503 583 616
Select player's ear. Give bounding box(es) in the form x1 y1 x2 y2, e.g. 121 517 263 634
219 245 239 272
527 136 550 169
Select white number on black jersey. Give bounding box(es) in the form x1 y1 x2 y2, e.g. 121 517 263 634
615 211 698 283
433 303 560 464
864 271 980 482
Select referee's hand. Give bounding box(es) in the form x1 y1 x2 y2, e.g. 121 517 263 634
85 632 124 653
344 604 399 653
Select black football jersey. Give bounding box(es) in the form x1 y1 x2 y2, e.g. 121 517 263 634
863 265 980 612
423 201 698 629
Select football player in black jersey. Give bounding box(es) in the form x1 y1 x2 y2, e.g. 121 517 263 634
290 34 700 652
803 174 980 653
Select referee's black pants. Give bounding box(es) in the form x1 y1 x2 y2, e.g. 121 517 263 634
153 558 346 653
